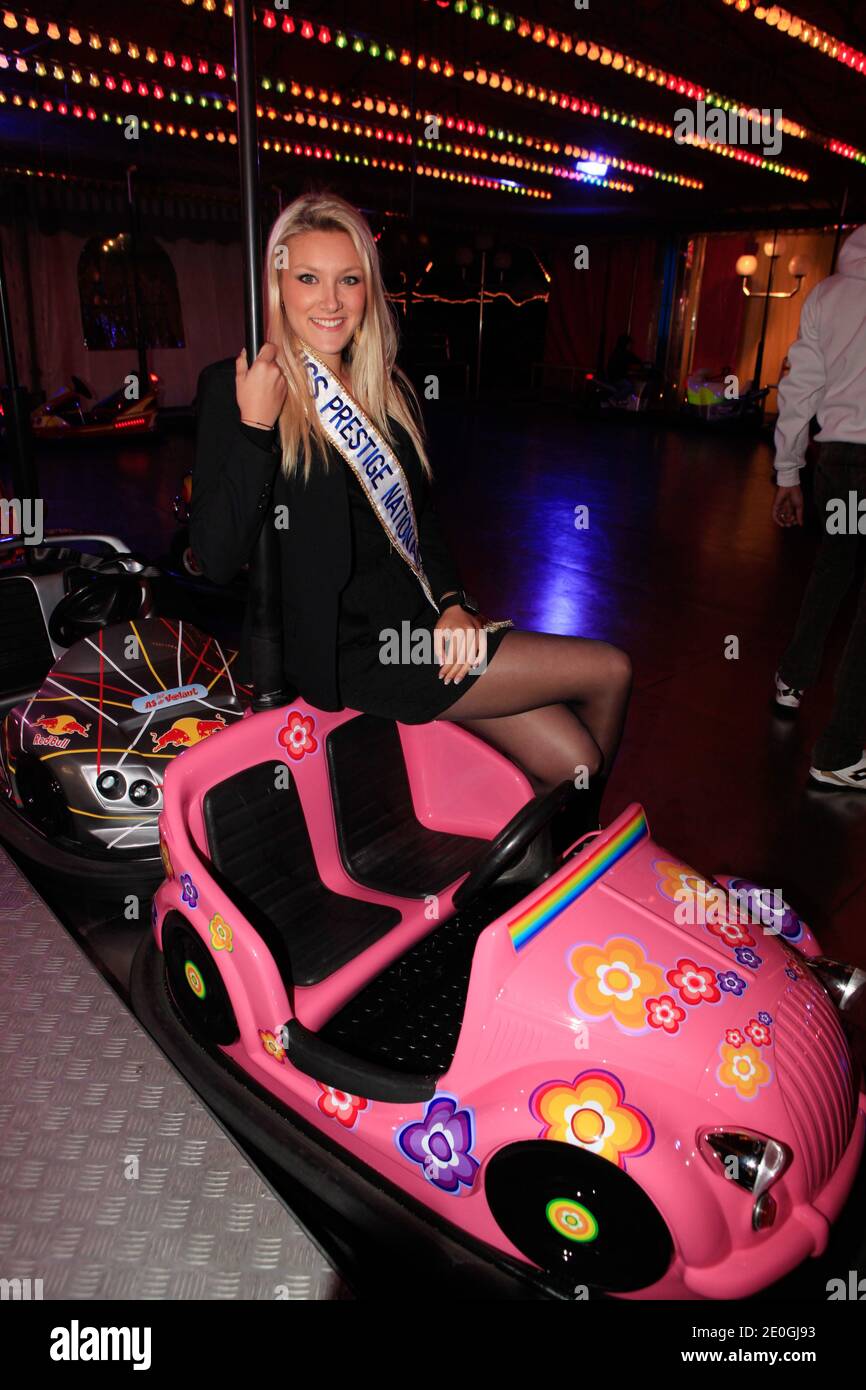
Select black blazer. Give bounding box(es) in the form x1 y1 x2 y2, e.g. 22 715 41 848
190 358 463 710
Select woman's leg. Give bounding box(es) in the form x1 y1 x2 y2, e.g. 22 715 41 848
435 629 632 791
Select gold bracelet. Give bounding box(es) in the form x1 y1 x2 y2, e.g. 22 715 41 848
241 417 274 430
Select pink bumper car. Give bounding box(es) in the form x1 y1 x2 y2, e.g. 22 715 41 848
146 701 865 1298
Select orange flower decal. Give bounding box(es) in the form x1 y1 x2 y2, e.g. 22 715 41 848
259 1029 286 1064
531 1069 654 1169
160 836 173 880
568 936 666 1033
717 1039 772 1101
653 858 722 918
209 913 233 952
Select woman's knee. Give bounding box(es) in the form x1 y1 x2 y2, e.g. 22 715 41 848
581 640 632 695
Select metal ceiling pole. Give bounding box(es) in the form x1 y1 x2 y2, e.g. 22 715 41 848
233 0 288 711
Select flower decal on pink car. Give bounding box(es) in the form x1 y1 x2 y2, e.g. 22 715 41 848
727 878 806 944
717 1039 773 1100
646 994 687 1034
259 1029 287 1064
209 913 233 952
717 969 748 996
179 873 198 909
735 946 762 971
653 858 715 910
568 937 666 1034
530 1069 654 1170
706 918 756 949
666 958 721 1006
277 710 318 761
160 837 173 881
397 1094 479 1195
316 1085 369 1130
744 1018 772 1046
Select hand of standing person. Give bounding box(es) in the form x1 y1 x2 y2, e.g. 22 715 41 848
772 484 804 527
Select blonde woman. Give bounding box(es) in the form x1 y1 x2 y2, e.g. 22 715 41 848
192 192 631 814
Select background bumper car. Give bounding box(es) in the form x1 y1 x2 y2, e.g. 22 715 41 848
0 536 245 890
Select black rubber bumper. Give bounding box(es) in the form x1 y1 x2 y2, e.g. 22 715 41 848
0 798 163 893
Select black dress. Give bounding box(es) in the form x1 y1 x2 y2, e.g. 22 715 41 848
191 357 511 717
336 463 511 724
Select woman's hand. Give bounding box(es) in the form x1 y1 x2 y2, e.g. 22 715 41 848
772 484 804 527
435 605 487 685
236 342 287 428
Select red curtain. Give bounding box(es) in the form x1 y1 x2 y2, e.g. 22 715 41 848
690 233 752 374
544 236 661 373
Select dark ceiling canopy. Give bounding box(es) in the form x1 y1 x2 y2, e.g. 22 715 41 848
2 0 865 238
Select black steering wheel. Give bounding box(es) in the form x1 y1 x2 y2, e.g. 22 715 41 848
452 778 580 911
48 553 150 647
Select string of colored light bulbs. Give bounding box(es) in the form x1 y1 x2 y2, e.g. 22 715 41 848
0 50 616 195
442 1 864 169
249 4 808 181
20 1 771 179
0 9 697 191
9 5 857 176
0 84 554 199
721 2 866 79
257 0 855 174
2 5 853 169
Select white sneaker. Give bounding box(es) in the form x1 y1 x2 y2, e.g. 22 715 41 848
809 754 866 789
774 672 803 710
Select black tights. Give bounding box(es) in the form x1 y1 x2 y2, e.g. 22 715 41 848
435 628 632 796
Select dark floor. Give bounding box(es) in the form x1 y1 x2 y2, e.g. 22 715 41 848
21 397 866 968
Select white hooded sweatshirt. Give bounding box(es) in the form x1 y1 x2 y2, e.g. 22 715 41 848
774 224 866 486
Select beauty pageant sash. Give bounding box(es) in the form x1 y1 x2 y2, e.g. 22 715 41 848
300 343 438 612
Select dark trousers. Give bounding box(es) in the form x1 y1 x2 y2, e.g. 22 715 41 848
779 442 866 770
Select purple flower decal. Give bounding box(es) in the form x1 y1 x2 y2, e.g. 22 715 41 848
758 1010 772 1025
735 946 762 970
180 873 198 909
397 1094 479 1195
717 969 747 996
151 899 158 928
728 878 805 943
785 966 799 981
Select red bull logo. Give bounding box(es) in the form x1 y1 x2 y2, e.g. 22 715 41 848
151 715 227 753
32 713 91 749
34 714 91 737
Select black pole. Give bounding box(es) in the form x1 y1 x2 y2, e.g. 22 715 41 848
125 166 149 396
233 0 288 710
753 228 777 393
0 233 38 500
830 185 849 275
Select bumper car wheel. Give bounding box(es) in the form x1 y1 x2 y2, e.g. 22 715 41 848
163 912 240 1046
485 1140 673 1294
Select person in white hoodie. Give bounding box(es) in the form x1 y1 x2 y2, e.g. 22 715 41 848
772 224 866 789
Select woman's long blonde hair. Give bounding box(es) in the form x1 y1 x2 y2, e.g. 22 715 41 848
263 191 431 485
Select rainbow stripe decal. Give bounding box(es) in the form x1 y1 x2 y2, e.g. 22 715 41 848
508 807 648 953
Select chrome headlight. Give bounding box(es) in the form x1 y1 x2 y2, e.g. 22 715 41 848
698 1128 791 1230
805 955 866 1018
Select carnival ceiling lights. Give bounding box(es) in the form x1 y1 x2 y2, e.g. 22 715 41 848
0 84 551 198
720 1 866 78
0 48 610 192
11 4 850 182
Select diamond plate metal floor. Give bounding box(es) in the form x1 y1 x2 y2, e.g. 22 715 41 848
0 846 345 1300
